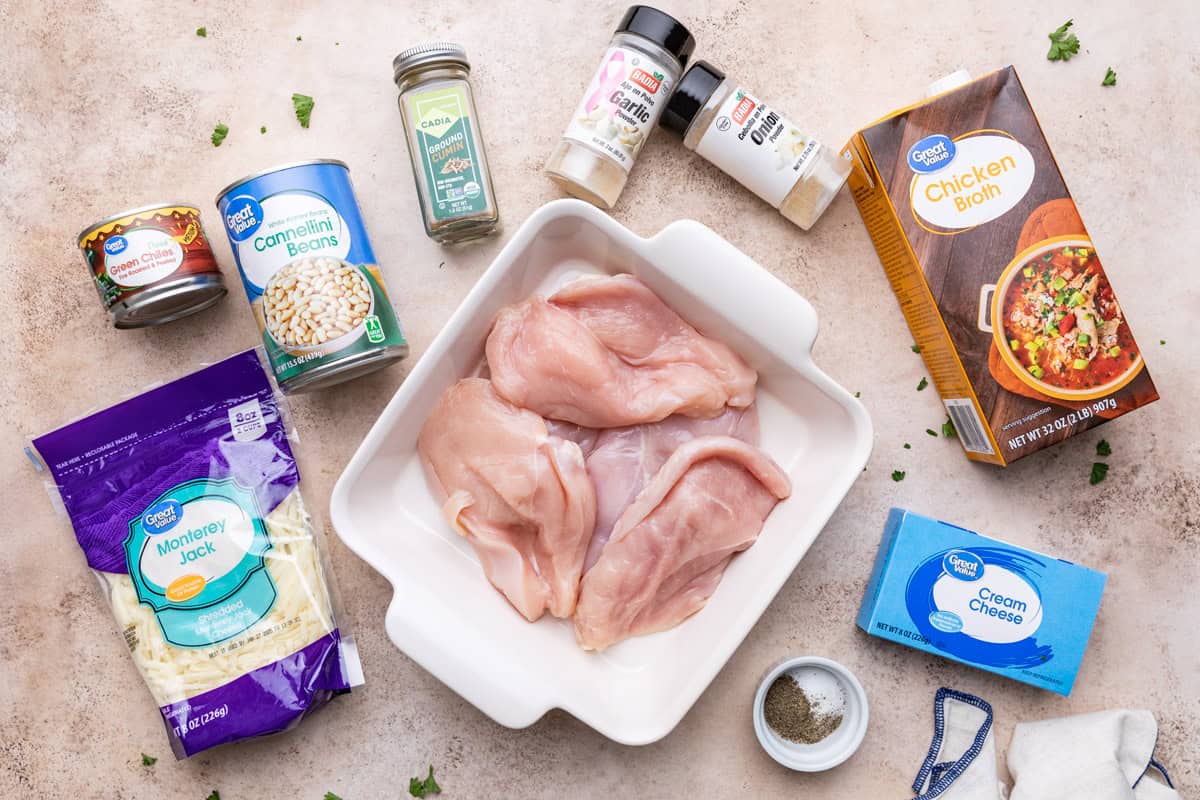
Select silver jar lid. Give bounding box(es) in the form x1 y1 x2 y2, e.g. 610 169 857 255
393 43 469 83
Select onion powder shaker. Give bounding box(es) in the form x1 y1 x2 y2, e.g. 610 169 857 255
661 60 851 230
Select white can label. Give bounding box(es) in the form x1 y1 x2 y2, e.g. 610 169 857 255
695 87 821 208
104 228 185 287
561 46 674 173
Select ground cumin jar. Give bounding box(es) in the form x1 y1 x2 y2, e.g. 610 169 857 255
393 43 500 243
76 203 227 328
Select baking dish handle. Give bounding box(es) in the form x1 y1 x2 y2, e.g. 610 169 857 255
642 220 820 361
977 284 996 333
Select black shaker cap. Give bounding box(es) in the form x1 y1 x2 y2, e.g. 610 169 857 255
617 6 695 66
660 60 725 136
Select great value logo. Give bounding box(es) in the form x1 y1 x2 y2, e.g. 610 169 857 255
104 235 129 255
143 499 183 534
943 549 985 581
223 195 264 242
907 134 956 173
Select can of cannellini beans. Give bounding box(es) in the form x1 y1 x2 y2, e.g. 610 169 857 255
215 159 409 393
76 203 228 328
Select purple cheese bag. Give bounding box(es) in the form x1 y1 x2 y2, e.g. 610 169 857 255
28 349 363 758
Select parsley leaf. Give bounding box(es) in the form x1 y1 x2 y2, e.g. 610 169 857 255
917 377 929 391
1102 67 1117 86
409 766 442 797
1047 19 1080 62
903 442 911 449
1160 339 1166 345
1090 462 1109 485
292 93 315 128
324 793 343 800
195 26 207 37
140 753 157 766
942 415 956 438
1096 439 1112 457
911 344 922 353
854 391 861 398
925 428 937 437
206 792 221 800
296 35 303 41
891 470 906 482
260 125 267 134
211 123 229 147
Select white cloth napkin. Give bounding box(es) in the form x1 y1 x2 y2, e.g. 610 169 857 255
1007 709 1181 800
910 688 1004 799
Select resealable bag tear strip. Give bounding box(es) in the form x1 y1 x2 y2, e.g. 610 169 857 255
27 348 363 758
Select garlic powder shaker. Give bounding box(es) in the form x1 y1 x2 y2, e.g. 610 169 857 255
660 61 851 230
545 6 695 209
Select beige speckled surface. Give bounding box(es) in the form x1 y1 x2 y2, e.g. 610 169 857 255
2 1 1197 797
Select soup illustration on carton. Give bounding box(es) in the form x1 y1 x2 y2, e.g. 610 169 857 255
846 66 1157 465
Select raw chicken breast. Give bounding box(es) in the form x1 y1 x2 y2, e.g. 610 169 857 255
574 436 791 651
583 406 759 570
487 275 757 427
417 378 596 621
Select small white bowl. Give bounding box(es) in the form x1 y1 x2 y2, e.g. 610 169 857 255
753 656 869 771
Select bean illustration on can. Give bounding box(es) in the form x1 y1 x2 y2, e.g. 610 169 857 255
215 160 409 393
76 203 228 328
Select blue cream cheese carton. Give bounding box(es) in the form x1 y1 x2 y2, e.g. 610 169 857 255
857 509 1106 695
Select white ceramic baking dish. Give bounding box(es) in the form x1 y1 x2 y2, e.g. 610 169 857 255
330 199 872 744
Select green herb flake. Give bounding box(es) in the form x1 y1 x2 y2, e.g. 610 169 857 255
1047 19 1081 62
942 416 957 438
1096 439 1112 457
206 792 221 800
903 443 911 449
210 123 229 147
917 377 929 392
292 93 314 128
260 125 267 134
409 766 442 798
195 26 207 37
324 793 343 800
1102 67 1117 86
854 391 861 398
1090 462 1109 485
925 428 937 437
140 753 157 766
911 344 922 353
296 35 303 41
891 470 906 482
1160 339 1166 345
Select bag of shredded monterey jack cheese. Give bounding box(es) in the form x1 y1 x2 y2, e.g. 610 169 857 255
27 348 363 757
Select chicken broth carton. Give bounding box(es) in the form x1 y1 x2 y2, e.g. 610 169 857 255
845 66 1157 465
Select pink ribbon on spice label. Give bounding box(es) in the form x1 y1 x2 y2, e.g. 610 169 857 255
585 50 626 114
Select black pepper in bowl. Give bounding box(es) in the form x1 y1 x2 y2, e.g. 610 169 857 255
763 673 844 744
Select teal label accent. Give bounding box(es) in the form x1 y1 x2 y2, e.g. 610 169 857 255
410 85 488 221
125 478 276 648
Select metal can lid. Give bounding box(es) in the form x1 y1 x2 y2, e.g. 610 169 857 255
392 43 469 84
77 201 200 245
214 158 350 207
